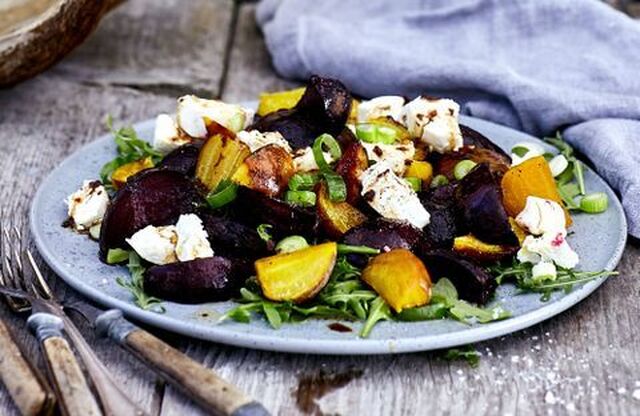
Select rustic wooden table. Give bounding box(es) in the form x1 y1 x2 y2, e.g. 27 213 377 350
1 1 639 415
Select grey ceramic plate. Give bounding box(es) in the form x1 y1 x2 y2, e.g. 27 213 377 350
30 114 627 355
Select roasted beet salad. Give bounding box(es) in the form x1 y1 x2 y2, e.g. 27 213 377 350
64 76 613 337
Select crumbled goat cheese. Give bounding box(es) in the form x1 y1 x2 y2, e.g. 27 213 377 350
531 261 558 282
399 96 463 153
153 114 191 155
177 95 251 138
175 214 214 262
361 141 415 175
360 162 430 228
357 96 405 122
236 130 292 153
516 196 566 236
126 225 178 265
518 230 579 269
66 180 109 231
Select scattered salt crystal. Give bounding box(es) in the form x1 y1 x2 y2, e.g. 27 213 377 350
617 387 627 395
531 335 539 341
534 344 542 351
632 389 640 400
511 356 520 363
566 402 576 412
545 391 557 404
457 369 464 376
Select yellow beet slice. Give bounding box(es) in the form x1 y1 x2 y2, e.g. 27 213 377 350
111 157 154 189
453 235 518 263
501 156 572 226
257 87 306 116
405 160 433 184
196 133 251 192
316 183 367 238
362 249 432 313
255 242 337 303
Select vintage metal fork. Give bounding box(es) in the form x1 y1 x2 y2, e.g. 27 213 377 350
0 217 147 416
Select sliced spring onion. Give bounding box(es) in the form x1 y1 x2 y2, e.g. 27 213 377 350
453 160 477 181
336 244 380 255
288 172 321 191
312 134 342 172
574 159 585 195
580 192 608 213
355 123 397 144
430 174 449 188
324 172 347 202
285 190 317 207
106 248 129 264
404 177 422 192
275 235 309 253
206 181 238 209
257 224 273 242
511 146 529 158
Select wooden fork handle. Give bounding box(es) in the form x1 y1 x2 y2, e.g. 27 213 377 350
96 310 269 416
28 313 103 416
0 318 55 416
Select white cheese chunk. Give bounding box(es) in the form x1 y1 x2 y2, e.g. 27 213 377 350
357 96 405 122
399 96 463 153
177 95 250 138
360 162 430 228
517 230 579 269
126 225 178 265
153 114 191 155
66 180 109 231
510 141 545 167
548 154 569 177
236 130 292 153
515 196 566 236
361 141 415 175
292 147 335 172
531 261 557 282
175 214 214 262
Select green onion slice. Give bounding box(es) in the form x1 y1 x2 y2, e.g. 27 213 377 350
312 134 342 172
257 224 273 242
511 146 529 158
285 190 317 207
323 172 347 202
337 244 380 255
206 181 238 209
579 192 608 214
288 172 321 191
430 174 449 188
275 236 309 253
355 123 398 144
106 248 129 264
453 160 477 181
404 177 422 192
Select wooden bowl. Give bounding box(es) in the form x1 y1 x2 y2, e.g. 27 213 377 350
0 0 122 87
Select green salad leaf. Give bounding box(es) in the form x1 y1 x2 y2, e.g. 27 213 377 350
116 251 165 313
100 115 163 190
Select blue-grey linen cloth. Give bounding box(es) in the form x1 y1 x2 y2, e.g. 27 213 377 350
256 0 640 237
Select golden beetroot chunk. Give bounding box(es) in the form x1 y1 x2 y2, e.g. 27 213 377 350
255 242 337 303
317 183 367 238
362 249 432 313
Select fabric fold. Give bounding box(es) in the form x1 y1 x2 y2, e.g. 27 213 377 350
257 0 640 236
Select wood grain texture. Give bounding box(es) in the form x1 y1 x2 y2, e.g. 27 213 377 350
1 2 640 415
41 336 102 416
51 0 233 97
0 318 51 415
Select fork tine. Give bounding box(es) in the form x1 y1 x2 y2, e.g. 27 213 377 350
26 249 53 300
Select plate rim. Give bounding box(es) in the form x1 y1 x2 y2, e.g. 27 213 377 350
29 115 628 355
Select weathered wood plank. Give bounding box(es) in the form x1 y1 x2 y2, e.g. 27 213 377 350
0 75 175 415
221 3 300 103
50 0 233 97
